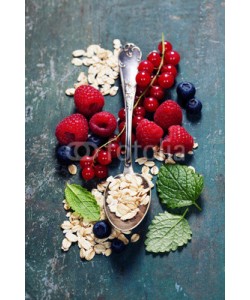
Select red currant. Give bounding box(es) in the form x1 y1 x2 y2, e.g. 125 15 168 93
138 60 154 74
97 149 112 165
151 74 159 85
133 106 146 117
118 108 125 121
158 40 173 53
164 50 180 65
118 121 125 132
81 167 95 180
136 71 151 88
120 132 136 145
158 72 175 89
161 64 177 77
80 155 94 168
132 115 144 129
147 51 161 68
107 141 120 158
149 85 164 100
143 97 159 112
94 164 108 179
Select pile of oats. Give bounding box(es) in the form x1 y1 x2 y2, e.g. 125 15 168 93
61 179 141 261
65 39 121 97
106 174 151 221
135 142 199 175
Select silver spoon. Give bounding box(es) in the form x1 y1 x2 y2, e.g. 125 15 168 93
104 43 151 231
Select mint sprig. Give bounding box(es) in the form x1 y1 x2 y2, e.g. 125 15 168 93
145 209 192 253
157 164 204 211
65 183 100 221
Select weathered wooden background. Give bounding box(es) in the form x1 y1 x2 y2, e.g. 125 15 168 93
25 0 225 299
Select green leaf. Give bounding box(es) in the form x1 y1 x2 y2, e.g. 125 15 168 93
65 183 100 221
145 209 192 253
157 164 204 210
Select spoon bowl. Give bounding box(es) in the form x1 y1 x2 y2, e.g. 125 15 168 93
104 173 151 231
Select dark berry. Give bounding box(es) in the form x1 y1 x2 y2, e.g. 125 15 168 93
158 40 173 53
118 121 125 132
164 50 180 65
56 145 74 165
97 149 112 165
133 106 146 117
93 221 111 238
87 133 105 147
149 85 164 100
138 60 154 74
158 73 175 89
147 51 161 68
107 141 121 158
176 82 196 101
186 98 202 115
132 115 144 128
80 155 94 168
81 167 95 180
118 108 125 121
94 164 108 179
161 64 177 77
143 97 159 112
111 238 126 253
136 71 151 88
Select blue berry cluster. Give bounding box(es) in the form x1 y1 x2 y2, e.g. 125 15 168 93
176 82 203 115
93 221 126 253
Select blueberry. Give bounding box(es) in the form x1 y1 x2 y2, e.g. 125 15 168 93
56 145 74 165
111 238 126 253
176 82 196 101
87 133 105 147
93 221 111 238
186 98 202 115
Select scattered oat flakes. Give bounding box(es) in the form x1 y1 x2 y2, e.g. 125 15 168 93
72 49 86 57
61 238 72 251
144 161 155 167
188 166 196 173
71 58 83 66
151 166 159 175
193 142 199 149
153 151 165 161
165 157 176 164
187 151 194 155
131 233 140 243
65 88 75 96
135 157 148 165
175 152 185 159
68 164 77 175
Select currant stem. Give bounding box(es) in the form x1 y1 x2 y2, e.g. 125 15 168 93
93 33 165 160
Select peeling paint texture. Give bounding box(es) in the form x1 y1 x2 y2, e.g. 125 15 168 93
26 0 225 299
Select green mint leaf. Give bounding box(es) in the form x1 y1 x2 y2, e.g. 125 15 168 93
145 209 192 253
157 164 204 210
65 183 100 221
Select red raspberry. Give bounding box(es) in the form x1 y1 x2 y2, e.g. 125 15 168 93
162 125 194 154
74 85 105 117
55 113 88 145
154 100 182 131
136 119 164 148
89 112 117 137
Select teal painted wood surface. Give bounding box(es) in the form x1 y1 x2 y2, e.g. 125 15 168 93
25 0 225 299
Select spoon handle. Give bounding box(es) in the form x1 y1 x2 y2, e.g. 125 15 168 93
118 43 142 175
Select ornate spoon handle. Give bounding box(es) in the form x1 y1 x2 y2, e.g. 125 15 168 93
118 43 142 175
